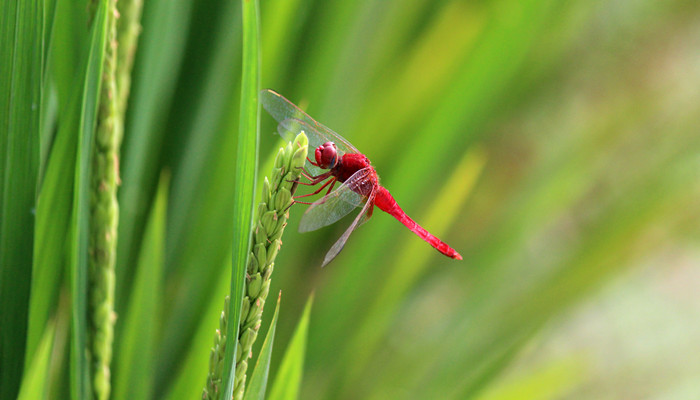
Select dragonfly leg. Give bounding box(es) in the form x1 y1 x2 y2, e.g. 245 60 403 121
295 177 335 199
292 171 333 186
285 181 331 210
294 172 318 185
301 179 337 206
307 156 319 167
324 179 336 197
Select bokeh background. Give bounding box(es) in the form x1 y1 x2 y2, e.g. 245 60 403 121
28 0 700 398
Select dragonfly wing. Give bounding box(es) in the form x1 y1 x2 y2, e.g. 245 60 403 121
260 89 359 155
298 168 373 232
321 190 376 267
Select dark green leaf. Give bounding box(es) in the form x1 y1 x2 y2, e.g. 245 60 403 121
67 2 109 398
113 173 168 400
0 0 43 397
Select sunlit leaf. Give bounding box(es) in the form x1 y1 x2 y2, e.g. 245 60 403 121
221 0 261 399
267 295 312 400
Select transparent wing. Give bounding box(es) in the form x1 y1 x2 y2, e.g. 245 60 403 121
321 190 376 267
260 89 359 155
298 168 373 233
276 118 347 155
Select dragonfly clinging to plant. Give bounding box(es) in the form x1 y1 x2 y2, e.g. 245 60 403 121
260 89 462 267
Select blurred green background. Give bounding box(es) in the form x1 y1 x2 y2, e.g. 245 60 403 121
13 0 700 398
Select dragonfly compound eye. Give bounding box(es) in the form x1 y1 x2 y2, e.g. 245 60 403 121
316 141 338 169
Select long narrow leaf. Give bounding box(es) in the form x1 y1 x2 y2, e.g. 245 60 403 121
68 2 109 398
27 18 86 369
243 293 282 400
267 295 313 400
17 320 56 400
155 1 243 378
221 0 261 399
115 0 196 312
112 173 168 400
0 0 43 396
27 92 77 367
163 262 231 400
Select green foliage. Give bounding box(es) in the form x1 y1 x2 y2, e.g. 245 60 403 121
267 296 313 400
222 0 262 399
68 1 110 398
7 0 700 399
112 173 168 400
0 0 43 397
17 321 55 400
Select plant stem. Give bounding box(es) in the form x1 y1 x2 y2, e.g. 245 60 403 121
203 133 309 400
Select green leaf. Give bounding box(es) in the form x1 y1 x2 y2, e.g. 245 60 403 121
112 173 168 400
27 3 84 369
243 292 282 400
17 320 56 400
267 295 313 400
162 260 232 400
0 0 43 396
67 1 110 398
221 0 261 399
154 1 243 378
27 92 76 367
115 0 197 312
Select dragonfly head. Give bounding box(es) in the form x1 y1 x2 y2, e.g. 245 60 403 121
315 141 338 169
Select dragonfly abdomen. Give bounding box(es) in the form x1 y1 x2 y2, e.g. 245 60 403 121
375 187 463 260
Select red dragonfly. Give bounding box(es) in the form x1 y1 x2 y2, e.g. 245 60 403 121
260 89 462 266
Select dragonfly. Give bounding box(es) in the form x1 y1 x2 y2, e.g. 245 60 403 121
260 89 463 267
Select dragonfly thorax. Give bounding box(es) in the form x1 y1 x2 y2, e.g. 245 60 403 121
315 141 338 169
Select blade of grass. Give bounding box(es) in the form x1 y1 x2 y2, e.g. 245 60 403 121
243 292 282 400
112 172 168 400
164 259 231 400
39 0 58 179
27 0 104 364
49 0 87 114
68 1 109 398
155 2 243 380
222 0 261 398
0 0 43 397
260 0 307 88
27 91 77 365
28 0 99 368
267 295 313 400
46 284 72 400
162 0 242 267
116 0 196 312
17 320 56 400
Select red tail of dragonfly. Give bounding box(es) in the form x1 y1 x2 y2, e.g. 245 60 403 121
260 89 462 267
